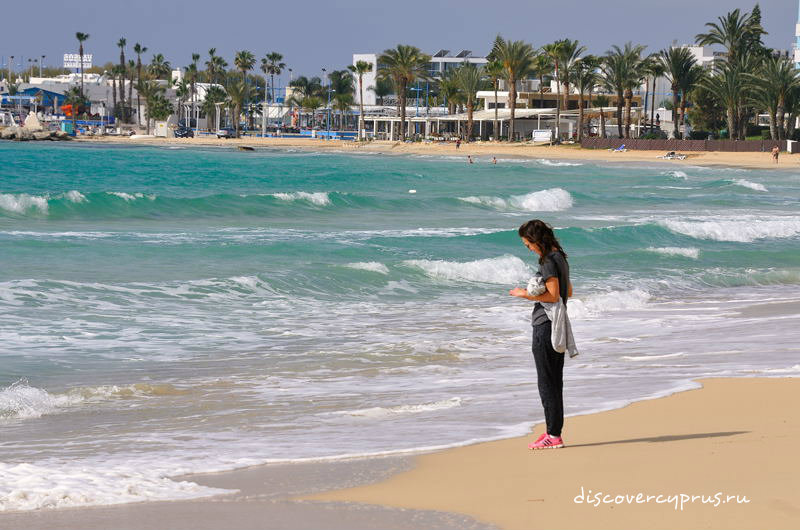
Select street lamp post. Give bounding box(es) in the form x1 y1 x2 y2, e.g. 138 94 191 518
321 68 327 138
40 55 45 77
262 79 267 138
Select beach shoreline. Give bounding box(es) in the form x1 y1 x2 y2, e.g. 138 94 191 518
1 376 796 530
70 136 798 170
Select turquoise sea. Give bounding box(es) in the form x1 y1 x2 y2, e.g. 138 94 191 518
1 142 799 510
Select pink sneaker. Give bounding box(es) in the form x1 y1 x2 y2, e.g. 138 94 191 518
530 433 547 446
528 434 564 450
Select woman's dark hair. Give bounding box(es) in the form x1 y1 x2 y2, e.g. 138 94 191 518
518 219 568 264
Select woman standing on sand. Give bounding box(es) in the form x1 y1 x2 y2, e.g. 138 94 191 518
509 219 575 450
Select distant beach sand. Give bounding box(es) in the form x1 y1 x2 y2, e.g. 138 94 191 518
75 136 796 170
2 377 797 530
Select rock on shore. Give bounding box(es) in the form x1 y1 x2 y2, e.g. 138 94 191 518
0 127 71 141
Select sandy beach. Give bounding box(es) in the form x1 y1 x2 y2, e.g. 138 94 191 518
1 377 796 530
74 136 800 170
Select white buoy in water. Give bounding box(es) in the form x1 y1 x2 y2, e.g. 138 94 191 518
408 189 417 194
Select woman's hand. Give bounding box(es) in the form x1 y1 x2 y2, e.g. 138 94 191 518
509 287 529 298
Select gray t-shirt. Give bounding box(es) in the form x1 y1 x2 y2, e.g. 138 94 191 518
531 251 570 326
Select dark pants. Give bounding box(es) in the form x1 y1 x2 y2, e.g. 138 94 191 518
532 321 565 437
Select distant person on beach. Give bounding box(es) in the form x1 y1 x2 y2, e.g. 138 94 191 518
772 145 779 164
456 138 461 149
468 155 473 164
492 157 497 165
509 220 576 450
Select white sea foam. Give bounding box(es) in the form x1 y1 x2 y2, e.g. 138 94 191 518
271 191 331 206
0 462 232 512
63 190 87 203
459 188 573 212
568 289 652 319
0 381 189 420
404 255 531 284
661 218 800 242
646 247 700 259
730 178 767 192
0 193 49 214
107 192 151 201
741 364 800 374
622 352 687 361
537 159 583 167
333 397 462 418
345 262 390 274
663 170 688 179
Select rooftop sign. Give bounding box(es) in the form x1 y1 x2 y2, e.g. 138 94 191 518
63 53 92 69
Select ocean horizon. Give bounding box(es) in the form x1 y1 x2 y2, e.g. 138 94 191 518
1 141 799 512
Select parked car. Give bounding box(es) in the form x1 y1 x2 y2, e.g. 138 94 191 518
174 126 194 138
216 127 236 139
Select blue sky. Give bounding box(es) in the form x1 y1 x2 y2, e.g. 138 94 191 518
1 0 797 82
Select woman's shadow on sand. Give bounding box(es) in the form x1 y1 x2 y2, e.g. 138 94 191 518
569 431 748 448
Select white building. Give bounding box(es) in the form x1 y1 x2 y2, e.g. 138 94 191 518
352 49 488 105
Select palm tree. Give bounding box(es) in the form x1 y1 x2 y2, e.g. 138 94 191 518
645 59 666 127
484 59 503 140
659 47 697 135
542 41 569 137
127 59 136 122
490 36 535 141
695 8 766 65
133 43 148 127
117 38 127 121
327 69 354 130
371 77 393 106
593 94 610 138
531 52 553 110
234 50 256 83
377 44 431 140
75 32 89 97
348 60 373 139
573 55 600 142
556 39 586 113
604 43 647 138
111 64 119 117
437 70 462 115
174 79 190 123
700 61 748 140
289 76 323 127
750 56 799 139
262 52 285 104
137 79 164 134
148 54 171 80
64 86 84 133
454 63 483 141
678 65 705 138
205 49 228 85
333 92 354 130
224 79 255 137
201 85 227 129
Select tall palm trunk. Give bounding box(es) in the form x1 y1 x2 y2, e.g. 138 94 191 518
358 76 365 139
553 62 561 138
398 80 407 140
650 77 656 126
726 108 736 141
465 101 474 141
671 83 679 137
128 69 134 124
680 95 688 139
577 92 584 142
599 109 606 138
776 99 785 140
112 76 117 118
616 92 623 137
624 89 633 138
493 78 499 141
508 76 517 141
79 45 85 98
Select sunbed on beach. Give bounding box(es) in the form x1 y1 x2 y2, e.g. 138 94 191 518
658 151 687 160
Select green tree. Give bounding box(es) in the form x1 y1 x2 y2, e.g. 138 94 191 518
201 85 227 129
678 65 706 138
454 63 483 141
377 44 431 140
133 43 148 127
531 52 553 110
687 84 725 135
659 47 697 135
224 79 256 137
148 54 171 80
117 38 127 121
64 86 84 133
593 94 610 138
348 60 373 139
484 59 504 140
262 52 286 104
603 43 647 138
695 8 766 65
75 32 89 98
573 55 600 142
333 92 354 130
749 56 799 139
234 50 256 83
490 36 535 141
